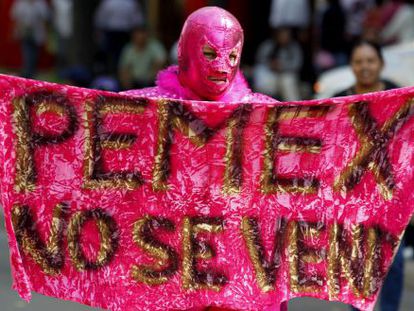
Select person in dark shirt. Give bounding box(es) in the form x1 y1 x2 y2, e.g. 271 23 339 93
334 40 398 97
335 40 404 311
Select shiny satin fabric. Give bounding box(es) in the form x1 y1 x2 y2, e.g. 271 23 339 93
0 75 414 310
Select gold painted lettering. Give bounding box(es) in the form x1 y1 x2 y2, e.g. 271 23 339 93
67 208 119 271
182 216 227 291
261 105 330 194
153 100 252 194
241 217 287 292
131 216 179 285
83 96 147 190
11 203 68 275
334 99 414 200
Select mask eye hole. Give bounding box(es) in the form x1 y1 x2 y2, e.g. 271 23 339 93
229 50 238 65
203 45 217 60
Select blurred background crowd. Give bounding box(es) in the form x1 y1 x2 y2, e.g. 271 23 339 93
1 0 414 99
1 0 414 310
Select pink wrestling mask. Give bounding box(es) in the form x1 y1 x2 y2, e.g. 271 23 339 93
177 6 244 101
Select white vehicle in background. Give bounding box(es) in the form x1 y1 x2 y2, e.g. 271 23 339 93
315 41 414 98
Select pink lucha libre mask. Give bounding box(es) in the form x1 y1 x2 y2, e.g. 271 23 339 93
178 7 244 101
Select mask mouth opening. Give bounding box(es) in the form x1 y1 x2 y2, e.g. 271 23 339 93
207 75 228 84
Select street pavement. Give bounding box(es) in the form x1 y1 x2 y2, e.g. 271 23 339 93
1 217 413 311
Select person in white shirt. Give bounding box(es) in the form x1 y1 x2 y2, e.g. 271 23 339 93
11 0 50 78
253 27 303 101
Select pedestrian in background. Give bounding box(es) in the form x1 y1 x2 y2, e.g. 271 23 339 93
11 0 50 79
118 25 167 90
253 27 303 101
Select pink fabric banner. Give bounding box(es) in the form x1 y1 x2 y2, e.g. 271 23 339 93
0 74 414 311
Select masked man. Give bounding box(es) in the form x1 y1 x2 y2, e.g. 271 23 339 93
123 6 286 311
123 6 272 103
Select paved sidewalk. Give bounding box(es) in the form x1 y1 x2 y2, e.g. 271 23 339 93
1 218 413 311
